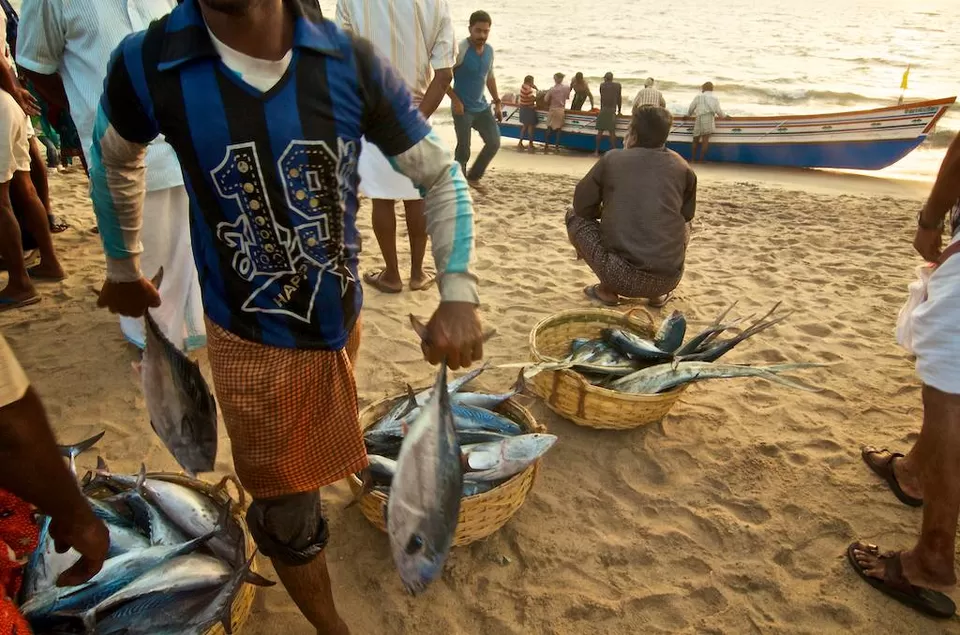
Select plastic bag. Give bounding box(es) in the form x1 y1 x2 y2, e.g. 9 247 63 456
895 263 936 355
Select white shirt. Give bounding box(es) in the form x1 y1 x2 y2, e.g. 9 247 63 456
15 0 183 192
688 92 725 118
335 0 455 99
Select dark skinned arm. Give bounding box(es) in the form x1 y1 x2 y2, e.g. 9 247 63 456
915 132 960 261
419 68 453 118
20 68 69 112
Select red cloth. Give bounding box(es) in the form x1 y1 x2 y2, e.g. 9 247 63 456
0 488 40 634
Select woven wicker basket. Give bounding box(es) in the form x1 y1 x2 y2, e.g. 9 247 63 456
349 393 545 547
527 308 687 429
88 472 257 635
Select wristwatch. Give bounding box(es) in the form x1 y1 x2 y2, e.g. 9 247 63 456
917 209 944 231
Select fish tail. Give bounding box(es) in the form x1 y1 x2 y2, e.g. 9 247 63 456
345 469 373 509
150 267 165 290
513 368 527 396
57 430 106 475
243 569 276 587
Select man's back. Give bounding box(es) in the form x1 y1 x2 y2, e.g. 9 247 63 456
598 148 696 276
546 83 570 109
633 86 665 110
336 0 455 99
600 81 621 110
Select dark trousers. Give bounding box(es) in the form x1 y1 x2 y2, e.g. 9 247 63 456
453 107 501 181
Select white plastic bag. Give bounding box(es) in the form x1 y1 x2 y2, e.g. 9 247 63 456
895 264 936 354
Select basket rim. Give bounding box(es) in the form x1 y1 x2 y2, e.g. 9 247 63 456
350 390 543 502
527 308 687 403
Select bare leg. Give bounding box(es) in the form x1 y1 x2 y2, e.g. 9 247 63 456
594 132 601 156
691 137 700 163
10 172 64 280
701 134 712 162
402 199 430 290
854 385 960 591
0 182 38 302
367 199 402 292
28 138 52 216
272 554 351 635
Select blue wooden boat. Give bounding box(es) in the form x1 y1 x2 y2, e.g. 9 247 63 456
497 96 956 169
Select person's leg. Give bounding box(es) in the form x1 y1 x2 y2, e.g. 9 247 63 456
701 134 712 162
595 131 602 156
452 112 473 174
367 199 403 292
0 181 38 304
27 138 52 217
853 385 960 592
9 171 64 280
402 199 430 290
691 136 701 163
467 108 501 182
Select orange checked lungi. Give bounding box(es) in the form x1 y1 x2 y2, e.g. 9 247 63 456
205 317 367 500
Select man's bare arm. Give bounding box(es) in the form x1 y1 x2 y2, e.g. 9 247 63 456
420 68 453 118
921 132 960 226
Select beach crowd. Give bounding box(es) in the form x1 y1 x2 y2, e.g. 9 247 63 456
0 0 957 630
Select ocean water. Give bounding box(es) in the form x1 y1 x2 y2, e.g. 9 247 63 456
318 0 960 180
10 0 956 178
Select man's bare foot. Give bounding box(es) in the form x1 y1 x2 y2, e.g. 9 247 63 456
0 284 40 312
28 260 67 282
362 269 402 294
851 543 957 593
862 447 924 502
409 271 436 291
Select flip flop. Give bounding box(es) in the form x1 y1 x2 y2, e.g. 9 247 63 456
583 284 620 307
847 542 955 619
27 265 67 282
409 272 437 291
48 215 70 233
861 447 923 507
362 270 402 294
0 295 41 312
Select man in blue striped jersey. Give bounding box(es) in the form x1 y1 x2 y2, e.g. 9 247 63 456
90 0 483 631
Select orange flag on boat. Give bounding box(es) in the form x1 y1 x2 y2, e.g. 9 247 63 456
900 65 911 91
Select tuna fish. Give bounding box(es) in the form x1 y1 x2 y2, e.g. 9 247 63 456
653 310 687 353
56 431 105 476
386 362 462 595
138 268 218 476
462 433 558 482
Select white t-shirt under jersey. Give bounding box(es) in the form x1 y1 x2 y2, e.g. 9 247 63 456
207 28 292 93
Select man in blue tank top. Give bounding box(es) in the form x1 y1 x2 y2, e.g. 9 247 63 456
448 10 501 194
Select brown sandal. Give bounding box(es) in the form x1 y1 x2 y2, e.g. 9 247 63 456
847 542 955 618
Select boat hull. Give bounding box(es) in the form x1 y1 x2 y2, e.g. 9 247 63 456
497 97 955 170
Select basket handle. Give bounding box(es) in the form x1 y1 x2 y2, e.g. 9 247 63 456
213 474 248 509
624 307 655 330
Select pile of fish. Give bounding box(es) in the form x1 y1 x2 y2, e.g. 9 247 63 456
21 434 272 635
561 302 824 394
359 365 557 501
367 362 555 596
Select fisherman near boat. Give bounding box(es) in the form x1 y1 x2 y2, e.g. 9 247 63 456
497 96 956 169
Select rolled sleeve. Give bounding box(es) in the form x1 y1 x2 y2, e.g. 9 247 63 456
15 0 66 75
430 0 456 70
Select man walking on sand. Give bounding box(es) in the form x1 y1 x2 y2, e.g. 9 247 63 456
688 81 725 163
336 0 455 295
851 131 960 619
449 10 501 194
90 0 484 632
16 0 205 351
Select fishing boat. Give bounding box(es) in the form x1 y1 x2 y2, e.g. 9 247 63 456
497 96 956 169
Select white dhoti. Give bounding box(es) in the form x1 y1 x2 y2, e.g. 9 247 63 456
119 185 206 351
912 234 960 395
358 136 421 201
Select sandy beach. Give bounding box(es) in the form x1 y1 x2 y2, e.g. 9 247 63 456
2 156 954 634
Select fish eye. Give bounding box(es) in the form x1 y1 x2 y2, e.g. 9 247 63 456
405 534 424 555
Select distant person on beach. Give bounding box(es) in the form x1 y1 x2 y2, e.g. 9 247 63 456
17 0 205 352
568 105 696 308
595 72 622 156
544 72 571 153
851 131 960 619
337 0 456 295
633 77 666 112
688 81 726 162
449 10 502 194
517 75 539 151
0 84 65 311
570 72 594 111
90 0 483 631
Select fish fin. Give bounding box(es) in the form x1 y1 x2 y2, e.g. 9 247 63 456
513 368 527 396
135 463 147 493
56 430 106 462
97 456 109 472
150 267 164 291
409 314 430 343
243 570 276 587
481 327 498 343
345 470 373 509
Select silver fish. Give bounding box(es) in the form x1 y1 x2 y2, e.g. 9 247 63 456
92 588 219 635
654 310 687 353
139 268 218 476
56 431 105 476
22 517 80 600
111 482 190 548
603 329 674 362
22 523 220 620
386 361 462 595
95 465 241 564
610 361 825 394
462 433 557 482
173 551 264 635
